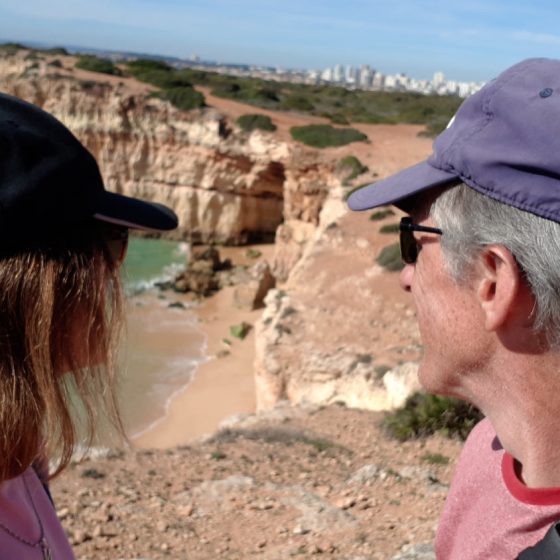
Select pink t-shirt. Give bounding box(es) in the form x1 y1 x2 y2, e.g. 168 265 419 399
0 466 74 559
436 418 560 559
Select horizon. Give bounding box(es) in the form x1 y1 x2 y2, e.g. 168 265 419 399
3 1 560 82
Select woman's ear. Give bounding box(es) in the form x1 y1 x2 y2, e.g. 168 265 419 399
475 245 532 332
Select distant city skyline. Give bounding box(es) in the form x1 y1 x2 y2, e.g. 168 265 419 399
2 1 560 82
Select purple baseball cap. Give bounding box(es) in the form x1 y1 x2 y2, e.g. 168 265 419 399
348 58 560 223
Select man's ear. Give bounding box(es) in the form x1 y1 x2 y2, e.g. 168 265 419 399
475 245 531 332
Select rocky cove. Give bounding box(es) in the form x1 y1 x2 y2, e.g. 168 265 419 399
0 48 451 559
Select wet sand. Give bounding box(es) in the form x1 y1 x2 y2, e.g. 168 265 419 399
132 245 274 449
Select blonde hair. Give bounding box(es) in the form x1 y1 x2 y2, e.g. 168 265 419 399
0 222 125 482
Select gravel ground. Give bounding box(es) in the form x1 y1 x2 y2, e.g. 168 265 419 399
52 403 463 559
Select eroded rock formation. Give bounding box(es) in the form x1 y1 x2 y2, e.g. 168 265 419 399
0 51 334 245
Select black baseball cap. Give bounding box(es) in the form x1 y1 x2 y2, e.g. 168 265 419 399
0 92 178 236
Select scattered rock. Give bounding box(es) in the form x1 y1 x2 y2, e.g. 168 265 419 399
382 363 422 409
81 468 105 480
391 543 436 560
171 246 231 297
347 464 381 485
233 260 276 310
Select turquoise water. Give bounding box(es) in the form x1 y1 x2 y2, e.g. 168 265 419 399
115 237 206 439
121 236 188 294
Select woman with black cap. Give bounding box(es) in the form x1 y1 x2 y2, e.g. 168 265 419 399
0 92 178 558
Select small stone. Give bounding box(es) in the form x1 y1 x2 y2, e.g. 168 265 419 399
315 485 331 497
177 504 194 517
334 497 356 510
57 507 70 520
72 529 89 544
157 521 168 532
92 525 103 538
293 524 310 535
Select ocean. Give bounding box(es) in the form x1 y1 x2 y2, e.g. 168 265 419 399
117 236 207 439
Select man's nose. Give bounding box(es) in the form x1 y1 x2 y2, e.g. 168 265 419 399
399 263 413 292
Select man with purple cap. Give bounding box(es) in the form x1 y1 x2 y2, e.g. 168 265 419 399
348 58 560 558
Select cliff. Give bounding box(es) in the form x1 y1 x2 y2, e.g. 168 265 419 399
254 127 434 412
0 50 334 245
0 47 435 418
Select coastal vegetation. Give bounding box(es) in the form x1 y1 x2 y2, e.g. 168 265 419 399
230 322 252 340
122 59 461 137
0 42 68 58
0 43 459 135
75 55 121 76
379 223 400 234
369 208 395 221
236 114 277 132
336 155 369 182
290 124 368 148
124 58 205 111
156 87 205 111
383 392 483 441
376 242 404 271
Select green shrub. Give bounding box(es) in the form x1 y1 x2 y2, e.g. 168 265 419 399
421 452 450 465
290 124 368 148
43 47 68 56
127 59 172 72
369 208 395 221
0 42 26 56
245 248 263 259
379 223 400 234
252 86 280 103
336 155 368 182
230 322 252 340
237 114 277 132
75 55 121 76
383 392 483 441
281 94 314 112
329 112 350 125
157 87 205 111
133 69 192 89
48 59 63 68
376 242 403 272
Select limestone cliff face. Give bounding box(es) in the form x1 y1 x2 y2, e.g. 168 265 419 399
253 123 435 412
0 52 333 244
254 185 424 411
2 51 425 414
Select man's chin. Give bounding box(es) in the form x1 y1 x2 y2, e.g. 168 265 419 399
416 361 450 397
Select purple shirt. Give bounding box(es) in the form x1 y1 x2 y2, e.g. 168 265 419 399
0 467 74 559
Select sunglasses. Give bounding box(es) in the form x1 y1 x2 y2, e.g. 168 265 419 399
399 217 443 264
99 223 129 265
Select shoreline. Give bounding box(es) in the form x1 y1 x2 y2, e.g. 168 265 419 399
132 245 273 449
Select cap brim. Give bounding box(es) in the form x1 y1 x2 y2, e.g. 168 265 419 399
347 160 458 211
93 191 178 231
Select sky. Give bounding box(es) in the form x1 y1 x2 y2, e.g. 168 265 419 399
3 1 560 82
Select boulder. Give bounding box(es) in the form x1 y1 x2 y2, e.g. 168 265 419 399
382 362 422 409
233 261 276 310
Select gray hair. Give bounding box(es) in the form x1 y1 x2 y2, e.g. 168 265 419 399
430 183 560 349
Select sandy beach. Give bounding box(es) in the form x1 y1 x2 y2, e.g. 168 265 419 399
132 244 275 448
